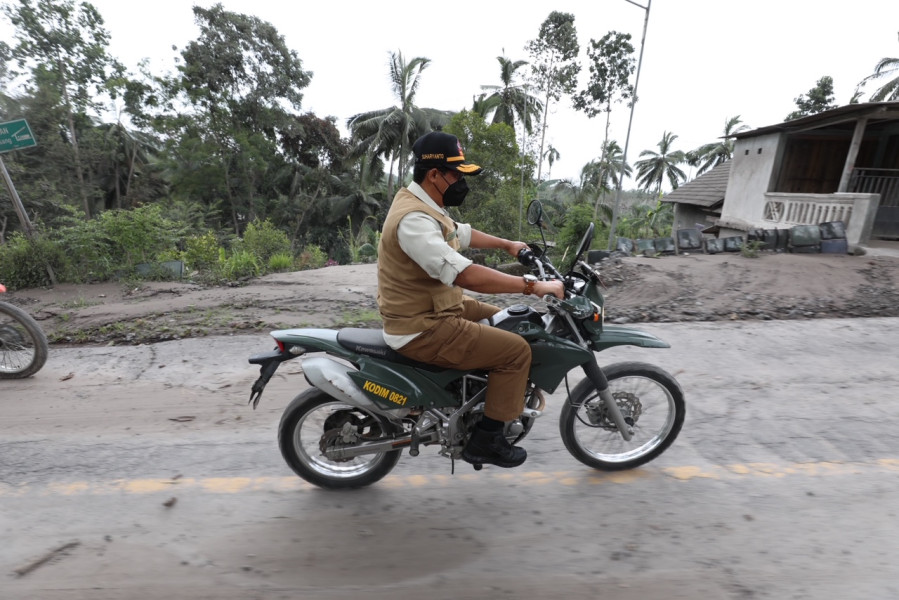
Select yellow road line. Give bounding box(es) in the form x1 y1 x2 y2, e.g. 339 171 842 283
2 458 897 497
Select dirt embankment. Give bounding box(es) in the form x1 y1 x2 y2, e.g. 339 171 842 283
3 253 898 346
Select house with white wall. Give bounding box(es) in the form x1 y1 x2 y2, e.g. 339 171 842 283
666 102 899 247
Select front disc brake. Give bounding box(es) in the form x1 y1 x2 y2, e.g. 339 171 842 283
583 391 642 431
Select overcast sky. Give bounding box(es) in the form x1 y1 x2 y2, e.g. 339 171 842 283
4 1 898 185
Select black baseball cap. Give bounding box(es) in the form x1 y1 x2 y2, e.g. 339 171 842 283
413 131 482 175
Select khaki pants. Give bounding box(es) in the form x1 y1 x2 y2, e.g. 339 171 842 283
397 297 531 422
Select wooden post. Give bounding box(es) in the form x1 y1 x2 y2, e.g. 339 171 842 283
837 118 868 193
0 155 36 237
0 155 57 285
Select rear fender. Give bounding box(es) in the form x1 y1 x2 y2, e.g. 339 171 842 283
270 328 351 357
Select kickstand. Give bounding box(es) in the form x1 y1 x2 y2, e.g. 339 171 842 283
451 457 455 475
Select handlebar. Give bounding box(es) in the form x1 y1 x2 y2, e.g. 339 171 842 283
516 247 536 266
517 246 567 287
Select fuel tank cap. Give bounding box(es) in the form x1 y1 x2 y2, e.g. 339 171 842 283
506 304 530 316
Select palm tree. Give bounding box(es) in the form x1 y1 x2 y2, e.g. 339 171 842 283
587 140 629 188
479 55 543 134
686 116 750 177
858 33 899 101
543 145 560 179
635 131 687 195
347 51 435 199
583 140 631 220
470 92 499 121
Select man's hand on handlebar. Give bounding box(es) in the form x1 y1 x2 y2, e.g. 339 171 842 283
516 247 537 266
536 279 565 299
508 241 530 259
516 248 564 298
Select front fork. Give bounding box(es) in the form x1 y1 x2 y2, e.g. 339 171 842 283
581 360 634 441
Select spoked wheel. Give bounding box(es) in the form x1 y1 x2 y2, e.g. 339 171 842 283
560 362 685 471
278 388 402 489
0 301 49 379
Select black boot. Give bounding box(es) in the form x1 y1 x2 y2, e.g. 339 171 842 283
462 427 527 468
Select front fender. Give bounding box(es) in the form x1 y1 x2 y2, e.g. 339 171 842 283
592 325 670 351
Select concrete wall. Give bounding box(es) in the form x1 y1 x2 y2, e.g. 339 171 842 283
718 192 879 246
672 203 716 233
721 133 783 224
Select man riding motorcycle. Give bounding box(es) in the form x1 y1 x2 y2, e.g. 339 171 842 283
376 131 564 468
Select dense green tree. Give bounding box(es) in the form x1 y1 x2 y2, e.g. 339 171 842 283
280 113 346 170
573 32 636 120
616 199 673 240
635 131 686 194
444 110 530 242
93 121 160 210
573 31 636 220
785 76 836 121
0 69 91 229
858 32 899 101
276 113 384 258
526 11 580 180
685 115 749 176
168 3 312 234
3 0 116 218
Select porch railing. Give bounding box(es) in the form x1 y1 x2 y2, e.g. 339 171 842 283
761 194 855 227
849 168 899 208
759 191 881 245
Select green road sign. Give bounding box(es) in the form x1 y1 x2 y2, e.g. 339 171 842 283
0 119 37 153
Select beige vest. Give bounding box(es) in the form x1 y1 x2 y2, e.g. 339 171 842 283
377 188 464 334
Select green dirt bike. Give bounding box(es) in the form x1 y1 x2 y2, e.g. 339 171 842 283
248 200 685 489
0 283 49 378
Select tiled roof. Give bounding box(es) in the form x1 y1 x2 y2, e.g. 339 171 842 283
661 161 730 208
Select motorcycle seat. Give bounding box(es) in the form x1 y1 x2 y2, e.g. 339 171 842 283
336 328 443 371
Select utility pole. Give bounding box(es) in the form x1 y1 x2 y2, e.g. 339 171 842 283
607 0 651 250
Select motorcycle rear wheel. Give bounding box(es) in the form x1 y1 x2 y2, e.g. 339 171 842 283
278 388 402 489
560 361 684 471
0 301 49 379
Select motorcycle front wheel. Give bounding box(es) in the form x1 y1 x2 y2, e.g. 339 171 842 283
278 388 402 489
560 361 685 471
0 301 49 379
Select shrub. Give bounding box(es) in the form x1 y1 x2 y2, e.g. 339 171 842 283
184 232 223 273
54 218 115 281
557 202 596 266
53 205 180 281
242 219 291 263
358 243 377 261
96 205 180 268
741 240 764 258
296 244 327 270
0 233 67 289
222 250 260 280
267 252 294 272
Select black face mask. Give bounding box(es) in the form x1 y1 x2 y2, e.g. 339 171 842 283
441 173 469 207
